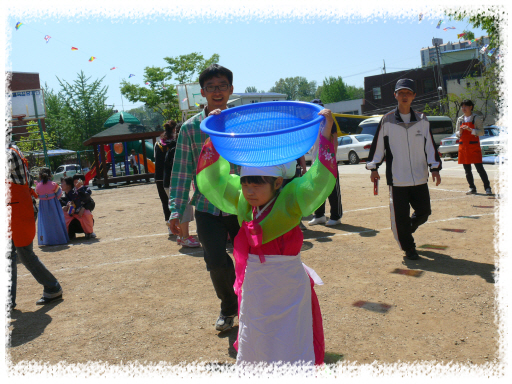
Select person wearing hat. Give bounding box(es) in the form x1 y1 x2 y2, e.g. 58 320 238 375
455 99 492 195
308 99 343 227
366 79 442 260
195 108 337 366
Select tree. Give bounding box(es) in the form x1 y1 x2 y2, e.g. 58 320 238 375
320 76 348 104
127 105 166 127
17 121 57 166
460 29 475 41
269 77 317 101
163 52 220 84
120 66 180 121
245 86 258 93
447 7 503 47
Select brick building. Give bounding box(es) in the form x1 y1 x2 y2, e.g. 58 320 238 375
361 59 482 116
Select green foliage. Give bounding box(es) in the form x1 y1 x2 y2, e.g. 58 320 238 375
460 30 475 41
447 8 502 47
44 72 113 151
245 86 258 93
127 105 166 128
319 76 364 104
16 121 57 166
269 77 317 101
163 52 220 84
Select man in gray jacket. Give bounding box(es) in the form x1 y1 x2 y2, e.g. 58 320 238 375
366 79 442 260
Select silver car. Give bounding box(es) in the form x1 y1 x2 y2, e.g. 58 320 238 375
304 134 374 165
438 127 501 158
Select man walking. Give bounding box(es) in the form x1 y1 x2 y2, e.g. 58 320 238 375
169 64 240 332
366 79 442 260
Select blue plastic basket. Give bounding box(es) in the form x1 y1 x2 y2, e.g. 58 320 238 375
200 101 325 166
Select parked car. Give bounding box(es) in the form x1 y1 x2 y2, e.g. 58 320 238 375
438 127 502 158
304 134 374 165
52 164 81 182
356 115 454 147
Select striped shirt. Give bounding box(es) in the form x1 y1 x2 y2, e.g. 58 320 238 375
6 143 38 215
169 109 240 220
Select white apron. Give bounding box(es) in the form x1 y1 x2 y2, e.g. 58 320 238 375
236 253 323 366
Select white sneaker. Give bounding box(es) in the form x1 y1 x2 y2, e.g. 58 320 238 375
308 216 326 225
325 218 341 226
485 188 492 195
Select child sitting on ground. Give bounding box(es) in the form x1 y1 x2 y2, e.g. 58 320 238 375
60 176 95 239
35 167 69 245
196 108 337 366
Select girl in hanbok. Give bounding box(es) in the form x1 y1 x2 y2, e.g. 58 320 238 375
35 168 69 246
196 109 337 366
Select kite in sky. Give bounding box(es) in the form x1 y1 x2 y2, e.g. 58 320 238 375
44 35 51 43
71 47 78 51
145 81 152 85
443 27 455 31
129 74 135 78
15 22 22 30
89 56 96 62
418 13 423 22
182 98 188 102
110 67 117 70
436 20 443 29
457 33 466 39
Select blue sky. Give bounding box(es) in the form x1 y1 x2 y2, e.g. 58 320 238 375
5 8 487 112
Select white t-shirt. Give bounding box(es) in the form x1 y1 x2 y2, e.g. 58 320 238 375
463 115 473 123
399 113 411 123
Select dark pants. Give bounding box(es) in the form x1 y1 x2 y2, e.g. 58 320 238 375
463 163 490 191
9 240 62 308
156 181 171 221
390 184 431 251
314 171 343 220
131 165 139 175
195 210 240 317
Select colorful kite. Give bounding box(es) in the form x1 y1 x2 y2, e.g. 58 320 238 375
480 44 489 54
182 97 188 102
15 22 22 30
89 56 96 62
443 27 456 31
129 74 135 78
195 103 200 107
488 48 496 56
71 47 78 51
418 13 423 22
44 35 51 43
457 33 466 39
436 20 443 29
145 81 152 85
110 67 117 70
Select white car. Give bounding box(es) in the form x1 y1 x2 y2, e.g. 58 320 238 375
52 164 82 182
438 127 501 158
304 134 374 165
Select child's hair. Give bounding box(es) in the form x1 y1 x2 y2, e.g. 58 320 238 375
62 176 74 187
240 175 278 186
73 174 86 182
162 120 177 140
199 64 233 88
39 167 52 184
175 122 183 137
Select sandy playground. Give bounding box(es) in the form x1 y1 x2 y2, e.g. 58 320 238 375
7 159 502 370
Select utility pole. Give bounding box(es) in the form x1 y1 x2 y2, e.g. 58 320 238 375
383 60 386 74
433 37 445 114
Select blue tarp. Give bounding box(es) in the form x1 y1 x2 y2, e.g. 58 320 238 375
30 149 76 158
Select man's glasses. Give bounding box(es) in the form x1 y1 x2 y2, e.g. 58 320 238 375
202 84 230 92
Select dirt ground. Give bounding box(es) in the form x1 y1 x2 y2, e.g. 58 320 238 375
7 160 502 371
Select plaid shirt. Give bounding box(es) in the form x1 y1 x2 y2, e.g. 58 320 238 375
169 109 240 220
6 143 38 215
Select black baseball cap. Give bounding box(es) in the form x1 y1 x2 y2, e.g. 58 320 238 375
310 99 324 107
395 79 416 93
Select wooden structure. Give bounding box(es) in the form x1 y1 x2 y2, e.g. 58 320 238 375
83 116 163 188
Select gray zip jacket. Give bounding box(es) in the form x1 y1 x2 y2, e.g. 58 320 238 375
366 107 442 187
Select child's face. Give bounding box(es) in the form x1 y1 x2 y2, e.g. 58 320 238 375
73 179 83 188
241 177 283 208
61 181 72 193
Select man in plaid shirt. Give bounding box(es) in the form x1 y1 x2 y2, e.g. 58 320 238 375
169 64 240 332
6 138 63 309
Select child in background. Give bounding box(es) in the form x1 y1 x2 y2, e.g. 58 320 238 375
196 108 337 366
35 168 69 246
60 176 95 239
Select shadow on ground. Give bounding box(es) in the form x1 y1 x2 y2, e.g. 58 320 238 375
403 250 495 283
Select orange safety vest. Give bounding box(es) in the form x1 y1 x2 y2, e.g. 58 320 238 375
458 116 483 165
6 147 37 247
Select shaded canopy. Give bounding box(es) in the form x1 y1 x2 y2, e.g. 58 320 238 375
104 112 141 128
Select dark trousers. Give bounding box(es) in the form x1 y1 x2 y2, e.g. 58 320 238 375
314 171 343 220
463 163 490 191
390 184 431 251
156 181 171 221
195 210 240 317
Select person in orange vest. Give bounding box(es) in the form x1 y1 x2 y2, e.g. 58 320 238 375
456 99 492 195
6 137 63 309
